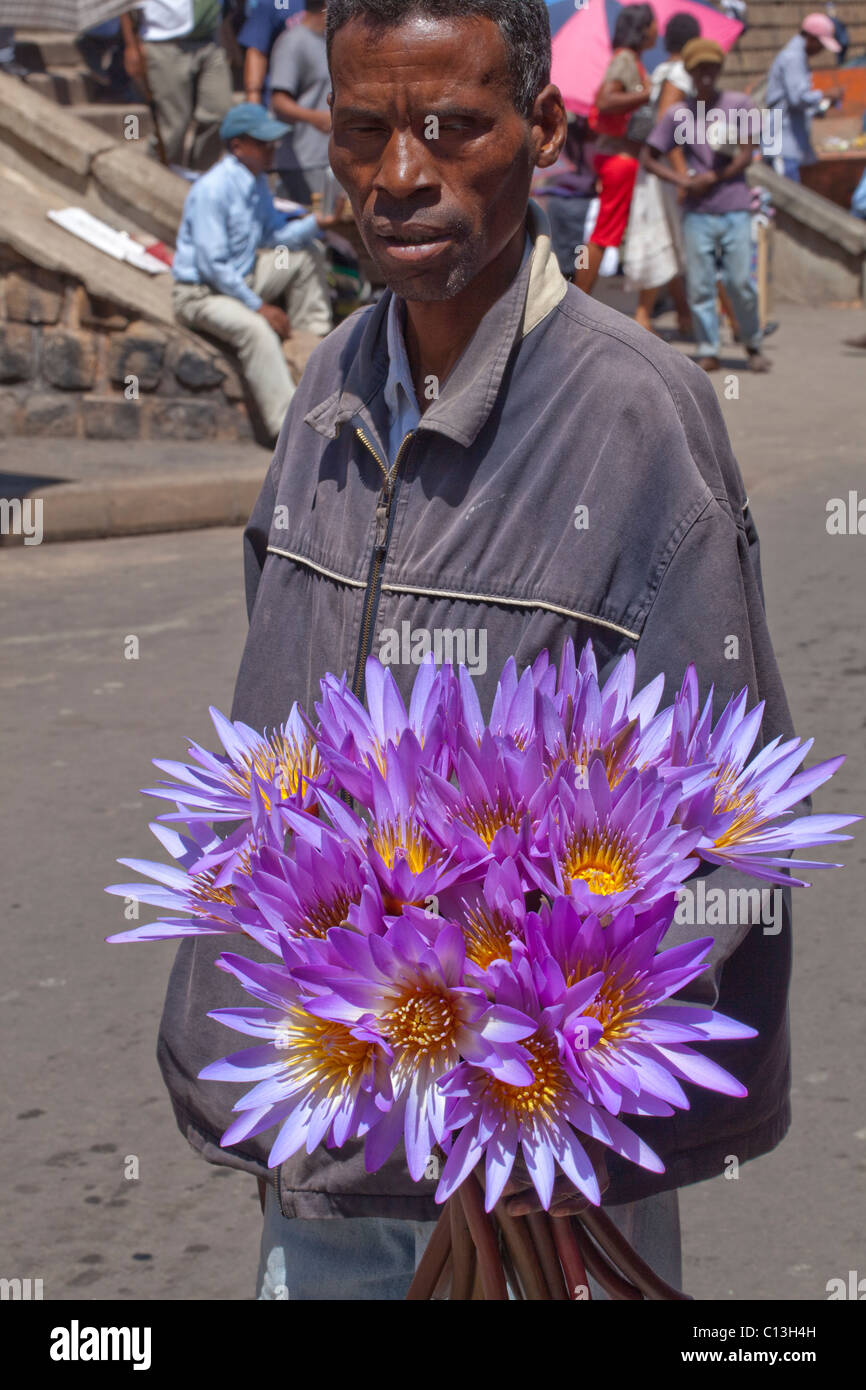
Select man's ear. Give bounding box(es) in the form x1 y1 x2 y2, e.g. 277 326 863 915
531 84 568 170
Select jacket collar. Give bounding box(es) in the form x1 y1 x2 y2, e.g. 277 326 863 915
304 199 567 449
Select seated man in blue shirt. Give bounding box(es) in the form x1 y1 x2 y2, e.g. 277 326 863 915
172 102 337 443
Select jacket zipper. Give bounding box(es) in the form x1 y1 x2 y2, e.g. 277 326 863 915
352 426 416 702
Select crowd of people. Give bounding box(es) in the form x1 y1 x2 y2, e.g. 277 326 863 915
2 2 858 407
544 4 851 375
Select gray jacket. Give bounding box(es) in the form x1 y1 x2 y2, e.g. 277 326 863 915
157 203 794 1219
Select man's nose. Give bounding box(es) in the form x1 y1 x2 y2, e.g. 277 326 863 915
374 127 436 199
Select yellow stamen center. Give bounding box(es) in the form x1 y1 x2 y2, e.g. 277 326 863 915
382 989 458 1063
295 887 355 940
224 730 322 809
464 794 524 847
484 1032 564 1125
370 817 442 875
462 903 515 970
569 963 647 1051
712 765 760 847
560 826 636 896
279 1007 377 1097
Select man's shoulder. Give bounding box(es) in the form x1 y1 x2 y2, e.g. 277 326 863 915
546 287 746 512
551 285 709 400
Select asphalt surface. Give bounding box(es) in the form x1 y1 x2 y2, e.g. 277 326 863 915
1 302 864 1302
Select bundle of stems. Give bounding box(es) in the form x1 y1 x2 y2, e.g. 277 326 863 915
406 1167 692 1301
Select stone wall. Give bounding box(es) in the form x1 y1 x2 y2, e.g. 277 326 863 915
0 254 257 442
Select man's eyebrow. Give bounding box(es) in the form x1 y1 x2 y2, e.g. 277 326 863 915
332 105 388 121
423 105 492 120
332 104 493 122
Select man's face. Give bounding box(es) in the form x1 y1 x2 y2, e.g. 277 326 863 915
231 135 276 176
803 34 823 57
328 15 563 301
692 61 722 103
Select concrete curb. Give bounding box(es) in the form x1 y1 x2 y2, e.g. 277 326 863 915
0 467 264 546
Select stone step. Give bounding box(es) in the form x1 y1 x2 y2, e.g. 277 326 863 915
15 30 84 71
71 103 154 141
24 67 112 106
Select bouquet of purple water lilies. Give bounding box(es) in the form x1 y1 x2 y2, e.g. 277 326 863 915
107 641 856 1300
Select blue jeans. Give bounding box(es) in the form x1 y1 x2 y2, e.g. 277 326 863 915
256 1185 682 1300
681 209 762 359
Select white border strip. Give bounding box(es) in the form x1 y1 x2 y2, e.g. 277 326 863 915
267 546 640 641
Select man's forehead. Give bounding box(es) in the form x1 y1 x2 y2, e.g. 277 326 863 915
330 13 511 104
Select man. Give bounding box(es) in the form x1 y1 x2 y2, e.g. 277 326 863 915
172 102 336 443
238 0 294 105
120 1 233 169
642 38 772 374
269 1 332 204
763 13 843 181
157 0 796 1301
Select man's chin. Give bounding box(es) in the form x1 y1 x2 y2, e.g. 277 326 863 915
373 256 476 304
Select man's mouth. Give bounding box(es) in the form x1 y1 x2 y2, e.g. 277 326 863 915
371 225 454 262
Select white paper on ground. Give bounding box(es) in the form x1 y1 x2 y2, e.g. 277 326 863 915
46 208 169 275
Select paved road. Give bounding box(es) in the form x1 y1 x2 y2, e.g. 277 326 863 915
1 303 864 1302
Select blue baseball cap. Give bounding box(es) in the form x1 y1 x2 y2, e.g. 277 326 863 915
220 103 290 143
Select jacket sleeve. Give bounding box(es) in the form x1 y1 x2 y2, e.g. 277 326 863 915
631 488 796 1006
779 50 825 114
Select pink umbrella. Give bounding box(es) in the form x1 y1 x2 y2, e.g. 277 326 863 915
550 0 744 116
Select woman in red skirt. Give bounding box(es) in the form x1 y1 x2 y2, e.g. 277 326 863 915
575 4 658 295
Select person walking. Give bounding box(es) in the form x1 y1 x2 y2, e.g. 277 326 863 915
642 38 771 372
171 103 337 443
575 4 658 296
763 13 843 181
624 11 700 335
269 1 332 204
120 1 234 169
238 0 294 106
156 0 797 1302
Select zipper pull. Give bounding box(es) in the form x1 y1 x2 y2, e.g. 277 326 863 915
375 496 389 552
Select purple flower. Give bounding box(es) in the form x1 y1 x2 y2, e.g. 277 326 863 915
524 757 703 918
105 819 258 944
143 704 325 824
671 673 860 884
435 948 662 1213
200 946 394 1166
523 895 757 1117
314 655 453 805
416 726 548 865
292 909 537 1181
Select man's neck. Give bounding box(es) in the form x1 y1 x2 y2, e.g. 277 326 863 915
402 224 526 411
303 11 326 34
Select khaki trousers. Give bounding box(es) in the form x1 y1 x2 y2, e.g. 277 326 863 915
172 246 332 440
143 37 232 170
